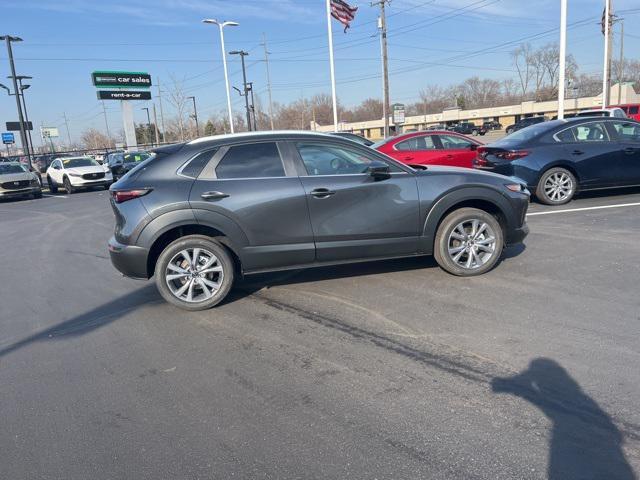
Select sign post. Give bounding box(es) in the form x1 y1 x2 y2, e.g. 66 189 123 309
92 70 152 151
392 103 405 134
2 132 14 156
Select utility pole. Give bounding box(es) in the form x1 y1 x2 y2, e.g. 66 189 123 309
152 103 160 145
188 96 199 137
230 50 252 131
14 76 35 157
617 19 624 105
101 100 111 147
62 112 72 148
372 0 390 138
248 82 257 130
602 0 612 109
142 107 152 146
261 33 275 130
557 0 567 119
157 77 166 142
2 35 31 168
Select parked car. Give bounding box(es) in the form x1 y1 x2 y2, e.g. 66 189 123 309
574 107 627 119
46 156 113 194
450 122 486 136
0 162 42 199
505 116 547 135
108 131 529 310
426 124 446 131
612 104 640 121
473 117 640 205
329 132 374 146
107 151 153 180
483 120 502 131
373 131 482 168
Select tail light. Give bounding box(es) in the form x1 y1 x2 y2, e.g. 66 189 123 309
474 147 489 168
494 150 529 161
111 188 151 204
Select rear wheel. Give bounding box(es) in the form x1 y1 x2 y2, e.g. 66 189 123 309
155 235 235 311
472 129 479 136
47 176 58 193
63 176 75 194
536 167 576 205
434 208 504 276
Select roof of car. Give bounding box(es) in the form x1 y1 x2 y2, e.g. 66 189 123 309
187 130 336 145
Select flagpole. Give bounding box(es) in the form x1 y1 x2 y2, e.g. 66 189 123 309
326 0 339 132
602 0 611 109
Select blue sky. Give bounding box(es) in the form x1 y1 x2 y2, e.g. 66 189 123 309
1 0 639 144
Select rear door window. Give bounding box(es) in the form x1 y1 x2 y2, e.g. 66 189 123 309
555 122 609 143
215 142 285 179
610 121 640 143
438 135 473 149
629 106 639 115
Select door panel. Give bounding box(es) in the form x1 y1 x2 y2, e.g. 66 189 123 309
436 135 477 168
607 121 640 184
299 174 420 261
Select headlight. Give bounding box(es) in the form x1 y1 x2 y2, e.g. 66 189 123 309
68 172 82 177
30 179 39 186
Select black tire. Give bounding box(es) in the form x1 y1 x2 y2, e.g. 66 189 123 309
472 129 479 136
506 128 513 135
47 176 58 193
434 207 504 277
103 183 111 190
154 235 235 311
535 167 576 205
63 176 75 194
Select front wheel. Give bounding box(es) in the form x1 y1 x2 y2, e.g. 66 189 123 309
155 235 235 311
47 176 58 193
434 208 504 276
63 176 75 194
535 167 576 205
472 129 479 136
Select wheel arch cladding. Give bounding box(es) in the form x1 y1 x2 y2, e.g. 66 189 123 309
424 187 510 243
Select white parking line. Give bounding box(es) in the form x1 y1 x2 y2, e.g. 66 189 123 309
42 194 68 199
527 202 640 216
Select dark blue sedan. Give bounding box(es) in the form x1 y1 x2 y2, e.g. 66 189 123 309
474 117 640 204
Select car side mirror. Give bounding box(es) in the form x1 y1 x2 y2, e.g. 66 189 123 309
367 161 391 180
469 144 478 151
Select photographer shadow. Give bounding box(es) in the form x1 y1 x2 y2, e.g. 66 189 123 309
492 358 636 480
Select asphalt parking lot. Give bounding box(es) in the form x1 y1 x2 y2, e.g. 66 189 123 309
1 186 639 479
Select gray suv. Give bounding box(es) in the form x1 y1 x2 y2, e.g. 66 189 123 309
108 131 529 310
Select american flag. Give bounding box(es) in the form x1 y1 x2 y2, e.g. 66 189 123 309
331 0 358 33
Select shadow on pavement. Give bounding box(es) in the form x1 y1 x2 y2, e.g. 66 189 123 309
492 358 636 480
0 285 161 359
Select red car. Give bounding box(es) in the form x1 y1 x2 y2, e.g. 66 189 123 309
374 131 482 168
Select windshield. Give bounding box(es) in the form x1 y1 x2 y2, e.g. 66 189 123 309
0 163 27 174
123 152 151 164
492 121 558 147
63 157 99 168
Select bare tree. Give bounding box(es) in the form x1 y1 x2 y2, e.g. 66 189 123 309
511 43 534 99
80 128 112 150
166 74 189 141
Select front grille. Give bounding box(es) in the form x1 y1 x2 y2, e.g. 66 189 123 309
82 172 105 180
1 180 30 190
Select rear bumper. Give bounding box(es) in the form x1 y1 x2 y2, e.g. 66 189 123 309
108 237 149 279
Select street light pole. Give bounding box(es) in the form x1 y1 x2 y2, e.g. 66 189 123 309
203 19 238 134
372 0 390 138
12 75 35 158
557 0 567 120
230 50 252 131
187 96 200 137
1 35 31 169
141 107 152 146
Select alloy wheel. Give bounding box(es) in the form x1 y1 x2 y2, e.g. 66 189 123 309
544 172 573 202
447 219 497 270
165 248 224 303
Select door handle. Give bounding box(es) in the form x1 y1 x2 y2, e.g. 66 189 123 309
201 191 229 200
402 156 414 161
310 188 336 198
446 154 454 158
623 147 637 155
572 150 585 155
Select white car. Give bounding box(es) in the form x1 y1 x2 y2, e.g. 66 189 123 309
46 156 113 194
575 107 627 119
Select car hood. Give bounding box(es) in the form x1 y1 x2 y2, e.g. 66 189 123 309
0 171 34 183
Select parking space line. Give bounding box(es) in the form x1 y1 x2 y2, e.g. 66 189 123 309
527 202 640 216
42 194 68 199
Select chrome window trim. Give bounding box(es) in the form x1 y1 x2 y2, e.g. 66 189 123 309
553 120 611 143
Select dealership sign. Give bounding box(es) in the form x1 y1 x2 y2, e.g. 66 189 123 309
41 127 60 139
2 132 15 144
97 90 152 100
6 121 33 131
92 71 152 88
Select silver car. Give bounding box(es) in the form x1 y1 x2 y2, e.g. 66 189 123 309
0 162 42 200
